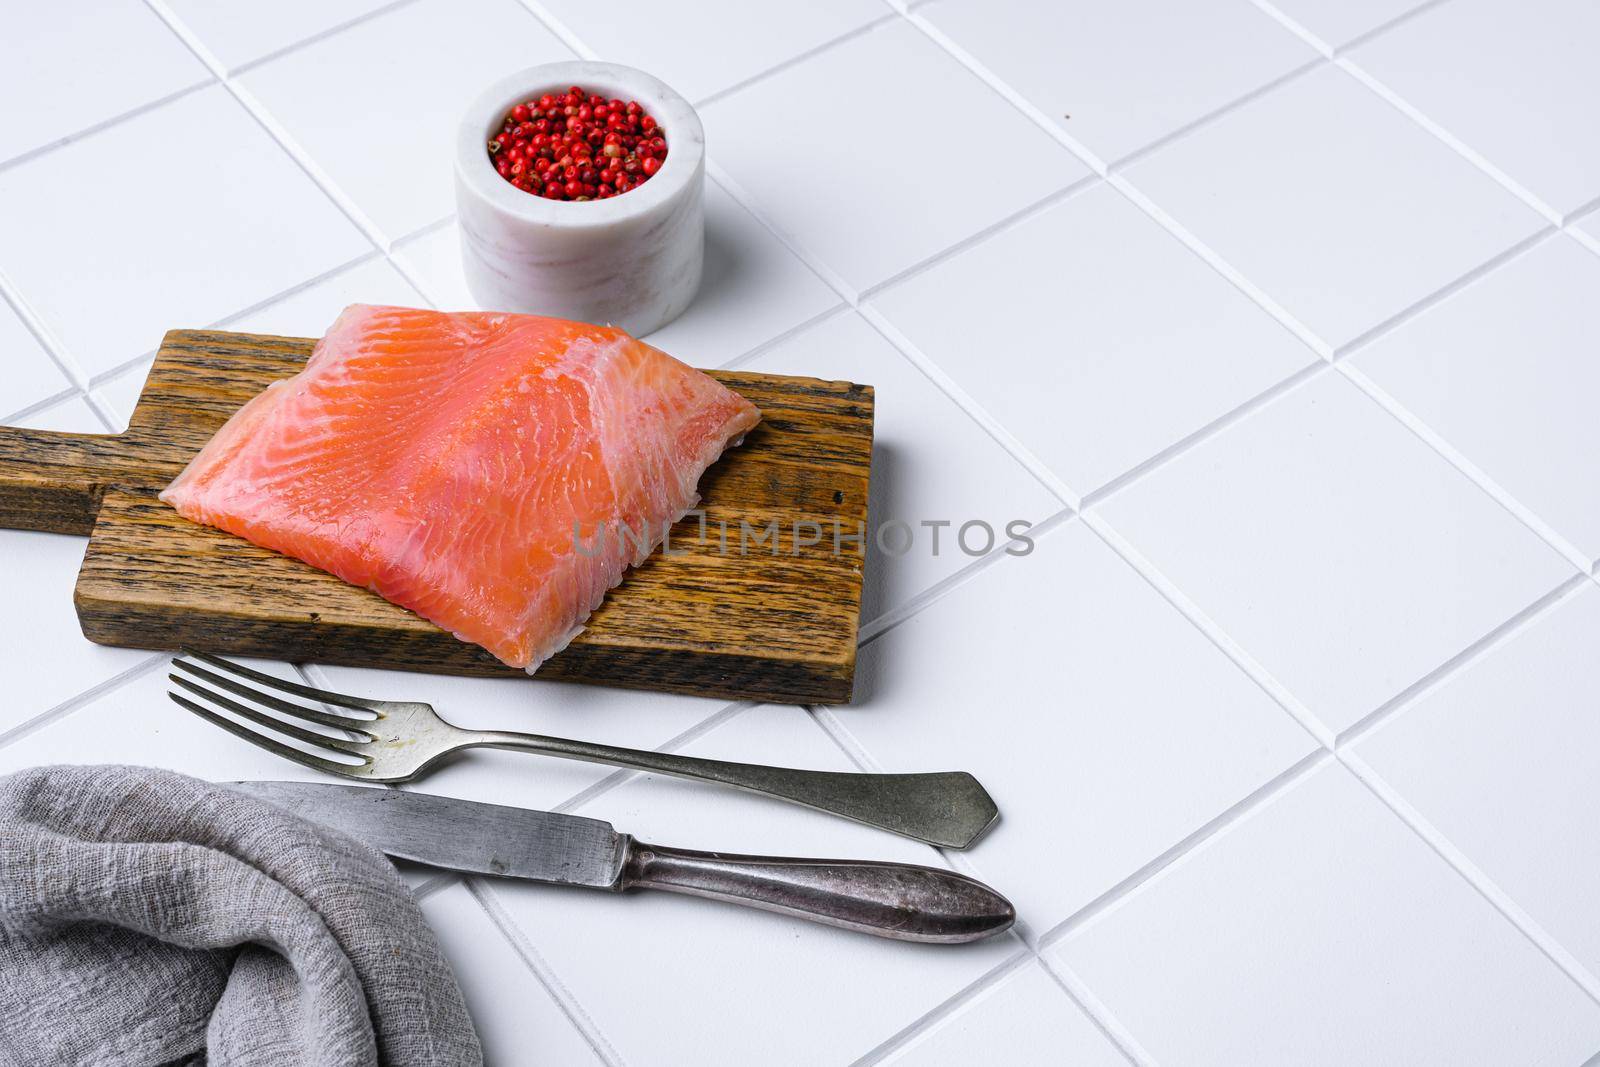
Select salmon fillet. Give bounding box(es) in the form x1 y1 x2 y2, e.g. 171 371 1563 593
160 305 761 671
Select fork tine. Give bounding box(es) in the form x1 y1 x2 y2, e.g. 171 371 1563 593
171 677 373 757
172 659 375 731
170 693 363 778
181 651 382 713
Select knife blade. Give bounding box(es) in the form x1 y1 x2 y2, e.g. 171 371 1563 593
232 779 626 886
229 780 1014 944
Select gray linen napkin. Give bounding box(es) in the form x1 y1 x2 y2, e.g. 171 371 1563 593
0 764 482 1067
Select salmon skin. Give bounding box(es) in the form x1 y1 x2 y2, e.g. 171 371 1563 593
160 305 762 671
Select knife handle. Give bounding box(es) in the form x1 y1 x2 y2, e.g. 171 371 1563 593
618 838 1015 944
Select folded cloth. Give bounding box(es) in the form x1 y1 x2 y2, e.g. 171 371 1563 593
0 765 482 1067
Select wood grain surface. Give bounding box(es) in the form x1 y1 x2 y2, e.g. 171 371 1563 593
0 330 873 704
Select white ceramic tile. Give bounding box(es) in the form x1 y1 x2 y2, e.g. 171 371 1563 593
884 961 1125 1067
87 257 425 432
0 652 329 784
740 312 1063 624
0 530 151 731
391 186 840 365
240 0 572 243
536 0 888 103
1577 209 1600 248
1261 0 1427 48
2 3 1597 1057
0 321 66 421
922 0 1314 166
1054 762 1600 1066
0 301 73 418
1351 237 1600 564
0 86 368 379
0 0 208 163
392 225 476 310
418 882 603 1067
226 256 429 336
163 0 398 72
703 18 1088 294
1121 65 1546 350
1353 583 1600 982
311 664 725 812
487 704 1018 1067
1098 372 1575 737
873 183 1315 497
92 359 154 433
642 182 839 367
1348 0 1600 219
839 520 1314 932
11 395 104 433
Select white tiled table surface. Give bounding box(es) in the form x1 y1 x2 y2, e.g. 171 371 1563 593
3 0 1599 1063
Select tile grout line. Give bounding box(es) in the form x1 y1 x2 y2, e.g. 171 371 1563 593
0 78 217 179
692 12 901 111
1333 56 1561 224
704 162 861 300
0 652 170 752
61 250 387 425
853 303 1075 507
854 173 1103 305
205 248 390 332
813 701 1149 1067
1034 750 1333 951
631 0 1600 1017
140 0 444 317
810 686 1158 1066
844 948 1046 1067
1256 0 1600 243
1334 573 1593 750
856 507 1076 647
888 4 1600 939
1076 360 1326 511
896 0 1600 590
1333 357 1594 573
1249 0 1457 59
1326 227 1557 361
227 0 430 77
17 0 1589 1052
702 159 1086 515
1102 55 1325 175
465 877 630 1067
0 385 83 428
1335 745 1600 1005
0 263 96 402
408 871 461 902
714 300 850 371
1080 497 1600 1004
83 203 465 402
1080 511 1333 747
1036 955 1159 1066
510 0 600 59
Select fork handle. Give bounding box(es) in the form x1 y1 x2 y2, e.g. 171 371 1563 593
468 730 999 849
619 838 1015 942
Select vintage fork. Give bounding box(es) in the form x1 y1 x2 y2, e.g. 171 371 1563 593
170 653 999 850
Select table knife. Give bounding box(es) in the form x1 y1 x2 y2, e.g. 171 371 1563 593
229 780 1014 944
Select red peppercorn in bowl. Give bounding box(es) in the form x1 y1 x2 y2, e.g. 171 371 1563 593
489 86 668 202
455 62 705 335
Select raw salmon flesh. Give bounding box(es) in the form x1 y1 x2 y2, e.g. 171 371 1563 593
160 305 762 670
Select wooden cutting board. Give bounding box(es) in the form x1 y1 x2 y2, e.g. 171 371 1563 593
0 330 873 704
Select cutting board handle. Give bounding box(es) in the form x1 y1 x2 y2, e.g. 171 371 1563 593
0 424 134 535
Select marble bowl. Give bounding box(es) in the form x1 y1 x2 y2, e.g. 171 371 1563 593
454 62 705 335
